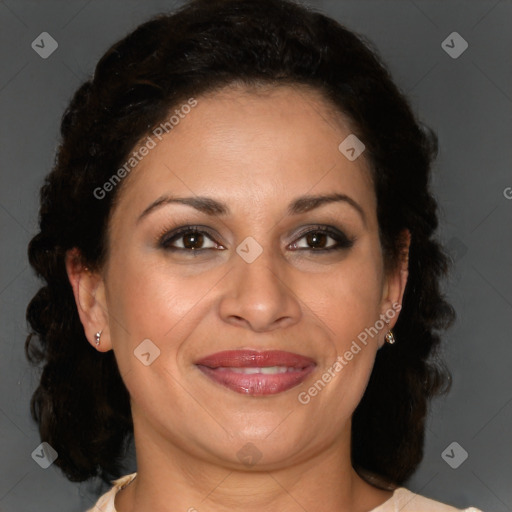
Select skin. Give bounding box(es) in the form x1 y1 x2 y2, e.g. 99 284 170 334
66 84 410 512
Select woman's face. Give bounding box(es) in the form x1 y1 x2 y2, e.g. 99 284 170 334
73 84 407 470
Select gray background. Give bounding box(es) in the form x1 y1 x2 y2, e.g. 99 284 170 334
1 0 511 511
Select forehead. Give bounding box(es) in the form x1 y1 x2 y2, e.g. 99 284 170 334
110 84 375 227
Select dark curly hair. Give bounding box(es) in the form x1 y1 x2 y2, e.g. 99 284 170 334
25 0 455 489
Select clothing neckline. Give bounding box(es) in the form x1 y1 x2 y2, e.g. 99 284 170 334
110 472 404 512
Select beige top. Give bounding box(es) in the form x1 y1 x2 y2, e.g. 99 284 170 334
86 472 484 512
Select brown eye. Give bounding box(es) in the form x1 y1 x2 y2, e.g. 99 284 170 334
290 226 355 252
181 231 205 249
160 227 223 252
305 231 329 249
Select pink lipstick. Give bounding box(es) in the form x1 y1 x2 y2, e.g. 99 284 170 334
195 350 316 396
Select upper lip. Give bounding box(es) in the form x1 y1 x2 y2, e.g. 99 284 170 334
195 350 316 369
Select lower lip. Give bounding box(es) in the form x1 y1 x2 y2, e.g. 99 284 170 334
197 365 315 396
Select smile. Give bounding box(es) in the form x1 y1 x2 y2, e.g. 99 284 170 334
195 350 316 396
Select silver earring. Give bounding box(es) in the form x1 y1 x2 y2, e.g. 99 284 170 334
95 330 102 346
385 330 395 344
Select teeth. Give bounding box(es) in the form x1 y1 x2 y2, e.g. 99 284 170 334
222 366 293 374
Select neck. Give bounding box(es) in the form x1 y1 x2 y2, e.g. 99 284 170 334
115 417 394 512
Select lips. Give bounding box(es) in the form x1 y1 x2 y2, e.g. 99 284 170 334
195 350 316 396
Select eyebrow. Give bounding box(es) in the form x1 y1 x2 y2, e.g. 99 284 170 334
136 192 366 225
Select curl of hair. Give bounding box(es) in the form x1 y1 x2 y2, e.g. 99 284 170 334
26 0 455 487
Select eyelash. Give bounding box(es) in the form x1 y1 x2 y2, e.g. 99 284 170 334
157 224 355 254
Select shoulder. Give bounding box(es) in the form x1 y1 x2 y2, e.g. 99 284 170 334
375 487 484 512
85 472 137 512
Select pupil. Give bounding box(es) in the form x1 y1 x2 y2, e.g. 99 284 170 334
184 232 203 249
307 232 326 249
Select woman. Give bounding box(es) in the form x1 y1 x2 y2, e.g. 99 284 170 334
25 0 484 510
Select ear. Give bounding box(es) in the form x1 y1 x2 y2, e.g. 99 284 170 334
377 229 410 348
65 248 112 352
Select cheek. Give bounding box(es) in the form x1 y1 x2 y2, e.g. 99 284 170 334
309 247 384 343
299 255 383 426
105 252 214 364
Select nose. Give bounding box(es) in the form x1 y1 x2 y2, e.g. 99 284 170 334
218 243 302 333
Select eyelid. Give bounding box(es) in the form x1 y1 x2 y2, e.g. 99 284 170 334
157 223 355 253
291 224 351 241
157 225 223 248
288 224 355 250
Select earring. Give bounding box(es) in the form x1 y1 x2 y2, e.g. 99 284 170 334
385 330 395 344
95 330 102 346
